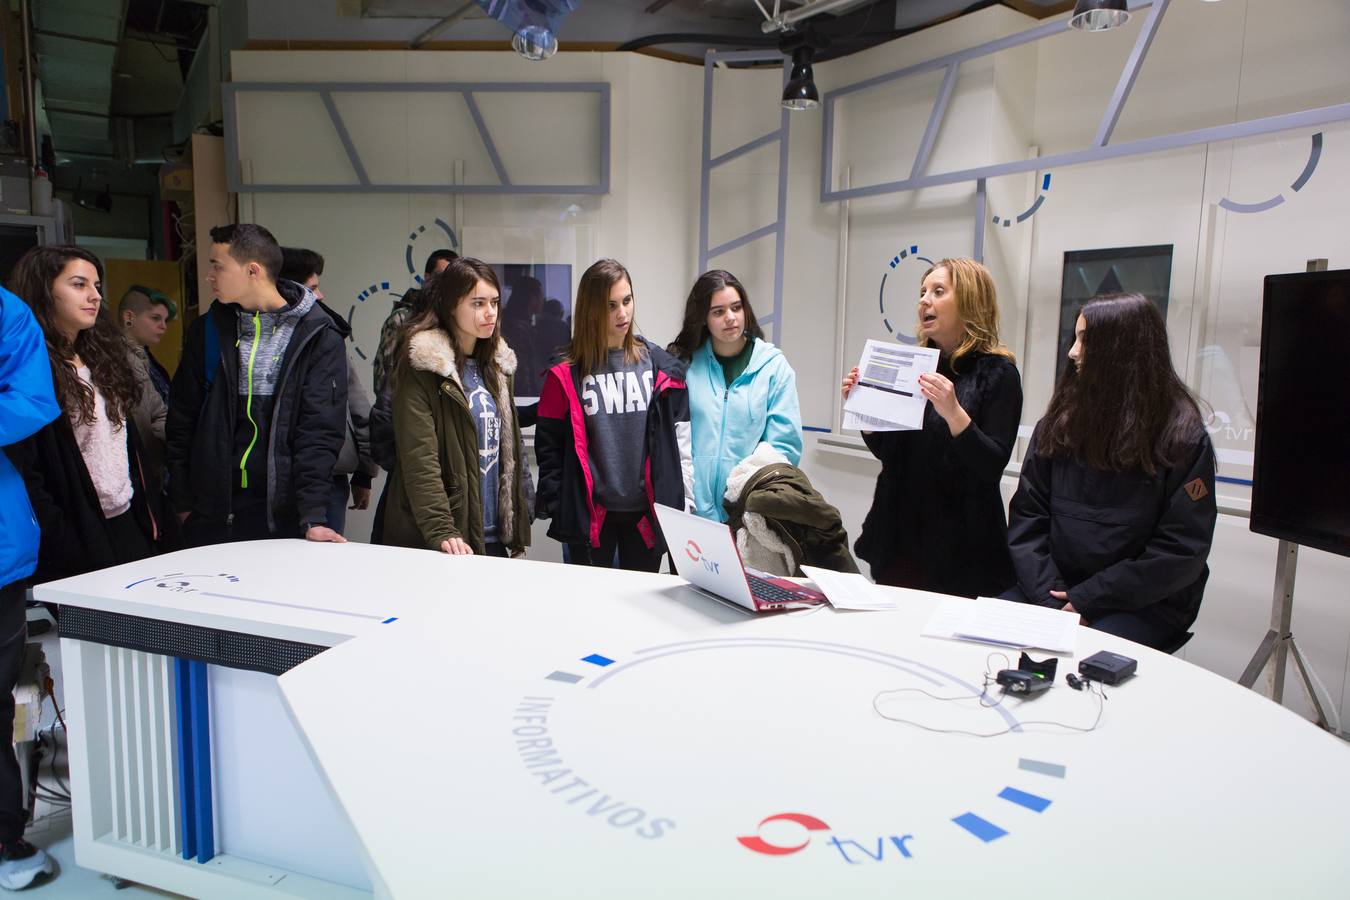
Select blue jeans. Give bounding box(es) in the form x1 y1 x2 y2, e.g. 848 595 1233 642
325 474 350 536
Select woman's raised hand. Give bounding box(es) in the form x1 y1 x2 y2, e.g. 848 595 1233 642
841 366 860 402
917 372 971 436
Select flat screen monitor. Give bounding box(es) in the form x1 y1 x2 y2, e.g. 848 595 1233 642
1250 268 1350 558
0 224 40 286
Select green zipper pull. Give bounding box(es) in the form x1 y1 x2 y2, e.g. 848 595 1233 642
239 311 262 488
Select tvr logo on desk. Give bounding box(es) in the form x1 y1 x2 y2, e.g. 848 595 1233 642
737 812 914 864
123 572 242 594
684 540 720 575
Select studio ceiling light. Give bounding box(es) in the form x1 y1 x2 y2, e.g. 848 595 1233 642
782 45 819 111
1068 0 1131 32
476 0 577 59
512 25 558 60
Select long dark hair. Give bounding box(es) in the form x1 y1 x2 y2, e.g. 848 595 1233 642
1036 293 1202 474
395 257 503 397
666 269 762 362
567 259 641 374
9 245 139 427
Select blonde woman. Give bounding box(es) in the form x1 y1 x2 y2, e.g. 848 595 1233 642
842 258 1022 596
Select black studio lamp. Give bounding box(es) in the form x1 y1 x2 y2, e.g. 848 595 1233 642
781 45 819 111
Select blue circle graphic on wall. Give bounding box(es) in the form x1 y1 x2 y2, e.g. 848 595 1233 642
991 173 1052 227
879 245 935 344
1217 132 1323 214
406 218 460 285
348 281 403 362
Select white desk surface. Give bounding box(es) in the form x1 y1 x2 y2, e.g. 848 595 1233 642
241 546 1350 900
35 540 592 647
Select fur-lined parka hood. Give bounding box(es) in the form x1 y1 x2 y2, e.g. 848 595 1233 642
407 328 518 387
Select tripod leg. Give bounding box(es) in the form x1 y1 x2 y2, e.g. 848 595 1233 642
1288 638 1331 731
1268 541 1299 703
1239 629 1280 689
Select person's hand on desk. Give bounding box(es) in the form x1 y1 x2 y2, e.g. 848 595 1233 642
441 537 473 556
918 372 971 437
1051 590 1086 625
306 525 347 543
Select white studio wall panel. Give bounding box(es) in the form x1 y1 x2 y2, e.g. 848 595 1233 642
233 91 366 186
229 49 702 544
330 91 501 185
225 0 1350 727
707 64 783 160
808 0 1350 729
472 90 606 186
706 141 782 257
1018 148 1210 427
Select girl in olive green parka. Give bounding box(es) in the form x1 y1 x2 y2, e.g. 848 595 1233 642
382 258 530 557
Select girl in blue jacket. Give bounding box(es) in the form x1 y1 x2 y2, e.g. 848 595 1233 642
668 270 802 522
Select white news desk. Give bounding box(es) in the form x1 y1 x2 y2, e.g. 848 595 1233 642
37 541 1350 899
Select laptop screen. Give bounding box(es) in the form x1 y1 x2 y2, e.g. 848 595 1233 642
653 504 756 610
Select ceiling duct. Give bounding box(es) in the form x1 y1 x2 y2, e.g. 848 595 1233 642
31 0 128 161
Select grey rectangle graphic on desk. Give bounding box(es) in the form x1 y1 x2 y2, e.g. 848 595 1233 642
1018 758 1066 778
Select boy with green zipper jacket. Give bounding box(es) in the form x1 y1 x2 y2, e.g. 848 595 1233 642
166 224 348 545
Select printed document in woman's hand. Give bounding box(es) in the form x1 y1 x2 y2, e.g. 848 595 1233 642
843 339 940 431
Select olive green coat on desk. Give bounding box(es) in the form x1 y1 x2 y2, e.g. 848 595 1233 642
381 328 531 555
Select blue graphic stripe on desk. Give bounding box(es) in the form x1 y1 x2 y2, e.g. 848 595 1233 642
999 786 1051 812
952 812 1007 842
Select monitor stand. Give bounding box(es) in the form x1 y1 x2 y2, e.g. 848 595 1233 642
1237 540 1333 732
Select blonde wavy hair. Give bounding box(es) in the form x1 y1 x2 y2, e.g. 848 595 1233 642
916 257 1015 370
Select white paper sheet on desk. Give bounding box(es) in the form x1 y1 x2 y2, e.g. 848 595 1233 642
922 597 1078 654
843 340 940 431
800 566 898 611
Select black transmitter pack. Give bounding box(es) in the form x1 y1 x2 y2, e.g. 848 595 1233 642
1078 650 1137 685
995 653 1057 696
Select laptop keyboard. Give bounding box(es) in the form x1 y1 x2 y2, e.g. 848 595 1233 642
747 573 814 605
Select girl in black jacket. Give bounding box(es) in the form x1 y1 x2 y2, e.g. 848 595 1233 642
4 246 162 582
1006 293 1217 651
844 257 1022 597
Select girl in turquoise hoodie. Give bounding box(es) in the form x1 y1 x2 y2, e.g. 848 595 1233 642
668 270 802 522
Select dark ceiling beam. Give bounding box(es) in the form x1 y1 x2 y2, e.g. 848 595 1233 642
408 1 478 49
999 0 1074 17
34 29 120 48
45 106 111 119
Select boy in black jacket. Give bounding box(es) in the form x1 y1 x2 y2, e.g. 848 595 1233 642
166 224 348 545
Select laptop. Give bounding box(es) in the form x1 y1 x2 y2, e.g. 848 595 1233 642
654 503 827 612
